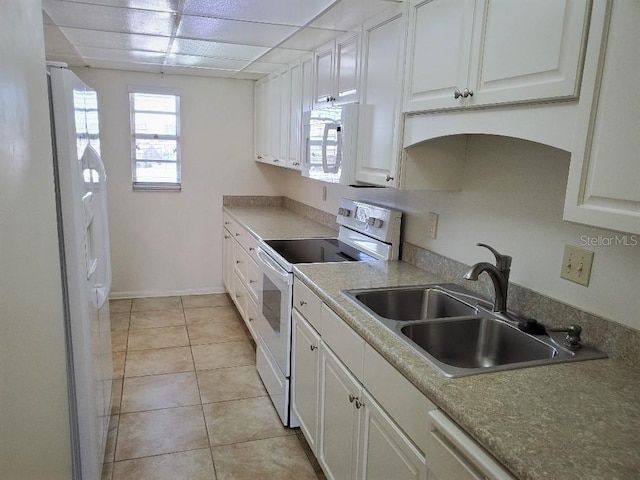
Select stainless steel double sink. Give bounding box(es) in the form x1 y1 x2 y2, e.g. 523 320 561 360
343 284 607 377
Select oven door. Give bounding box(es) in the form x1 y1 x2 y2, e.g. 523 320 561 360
255 246 293 377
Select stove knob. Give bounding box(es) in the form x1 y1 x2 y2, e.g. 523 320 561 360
368 217 383 228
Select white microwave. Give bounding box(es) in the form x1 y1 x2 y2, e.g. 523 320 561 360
302 104 359 185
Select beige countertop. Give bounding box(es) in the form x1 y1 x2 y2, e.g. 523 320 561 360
226 205 640 480
224 206 337 240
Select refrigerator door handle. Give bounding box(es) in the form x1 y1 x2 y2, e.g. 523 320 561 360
81 144 112 308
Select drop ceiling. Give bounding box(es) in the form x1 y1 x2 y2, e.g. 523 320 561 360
42 0 402 80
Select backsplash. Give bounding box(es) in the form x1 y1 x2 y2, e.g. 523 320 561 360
224 195 638 367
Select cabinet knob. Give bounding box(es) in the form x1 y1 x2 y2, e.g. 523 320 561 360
454 88 462 99
248 317 254 322
236 260 241 264
326 96 331 102
299 300 307 307
273 158 279 163
224 221 230 225
257 155 262 159
348 394 357 403
310 345 317 351
355 399 363 409
249 279 255 284
385 175 394 182
249 247 255 251
235 233 240 237
224 235 230 239
462 88 474 98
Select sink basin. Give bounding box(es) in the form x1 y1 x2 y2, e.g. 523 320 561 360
342 283 607 377
350 286 478 321
400 317 557 369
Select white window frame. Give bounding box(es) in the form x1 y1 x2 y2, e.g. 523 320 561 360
129 86 181 191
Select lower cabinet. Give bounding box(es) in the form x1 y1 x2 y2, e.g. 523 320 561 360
291 279 515 480
359 389 427 480
318 343 362 480
291 309 321 455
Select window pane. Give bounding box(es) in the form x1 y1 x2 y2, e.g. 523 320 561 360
135 138 177 161
133 93 176 113
135 161 179 183
134 112 177 135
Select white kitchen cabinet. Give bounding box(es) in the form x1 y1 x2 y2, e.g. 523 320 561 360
222 211 261 339
355 4 407 187
254 78 266 162
313 31 360 109
292 309 321 455
318 342 362 480
359 389 427 480
301 53 314 113
403 0 590 113
287 60 302 170
267 67 289 166
564 0 640 234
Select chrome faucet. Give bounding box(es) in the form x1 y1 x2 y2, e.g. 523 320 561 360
463 243 512 313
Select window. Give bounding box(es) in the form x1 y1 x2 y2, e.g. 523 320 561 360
129 90 181 191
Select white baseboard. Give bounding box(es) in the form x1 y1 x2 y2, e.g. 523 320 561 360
109 286 229 300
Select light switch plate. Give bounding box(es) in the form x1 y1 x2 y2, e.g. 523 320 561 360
426 212 438 239
560 245 594 286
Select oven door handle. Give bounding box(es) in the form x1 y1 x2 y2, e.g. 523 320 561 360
256 247 292 284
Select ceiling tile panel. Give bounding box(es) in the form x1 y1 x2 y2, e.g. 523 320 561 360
43 0 175 36
66 0 179 12
255 47 308 65
278 27 339 51
309 0 399 31
177 15 297 47
43 24 81 57
76 58 164 73
183 0 337 27
162 65 236 78
239 61 283 74
170 38 268 61
77 46 166 64
61 28 170 52
166 54 251 71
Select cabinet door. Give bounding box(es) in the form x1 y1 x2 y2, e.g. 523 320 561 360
301 54 314 113
267 70 285 165
291 310 321 454
288 61 302 169
403 0 475 113
254 79 265 162
222 228 234 293
335 31 360 105
356 5 405 187
278 67 290 165
469 0 590 106
319 343 362 480
314 41 335 108
359 390 427 480
564 1 640 234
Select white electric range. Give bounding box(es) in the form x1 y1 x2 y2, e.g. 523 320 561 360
254 198 402 426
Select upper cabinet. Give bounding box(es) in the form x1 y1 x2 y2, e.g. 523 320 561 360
403 0 591 113
313 31 360 109
355 5 407 187
564 0 640 234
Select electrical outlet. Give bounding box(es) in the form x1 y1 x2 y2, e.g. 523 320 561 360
560 245 594 286
427 212 438 239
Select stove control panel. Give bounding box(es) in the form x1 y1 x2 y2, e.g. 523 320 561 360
336 198 402 246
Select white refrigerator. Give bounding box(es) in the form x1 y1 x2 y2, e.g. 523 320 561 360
48 64 113 480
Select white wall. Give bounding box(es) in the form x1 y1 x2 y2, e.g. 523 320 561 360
0 1 72 478
279 135 640 331
73 68 283 298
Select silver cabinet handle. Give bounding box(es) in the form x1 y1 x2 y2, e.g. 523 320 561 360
355 399 363 409
236 260 241 264
273 158 279 163
454 88 462 99
299 300 307 307
349 394 356 403
257 155 262 159
224 221 230 225
310 345 317 351
224 235 230 239
462 88 474 98
249 279 255 284
248 317 254 322
235 233 240 237
385 174 394 182
249 247 255 251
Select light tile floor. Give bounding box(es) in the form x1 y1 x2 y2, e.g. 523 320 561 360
104 294 325 480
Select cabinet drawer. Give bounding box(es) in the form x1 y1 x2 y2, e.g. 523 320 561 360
293 279 323 332
233 242 250 284
427 411 514 480
238 228 259 262
321 304 364 381
364 344 436 454
223 212 240 237
245 294 259 341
